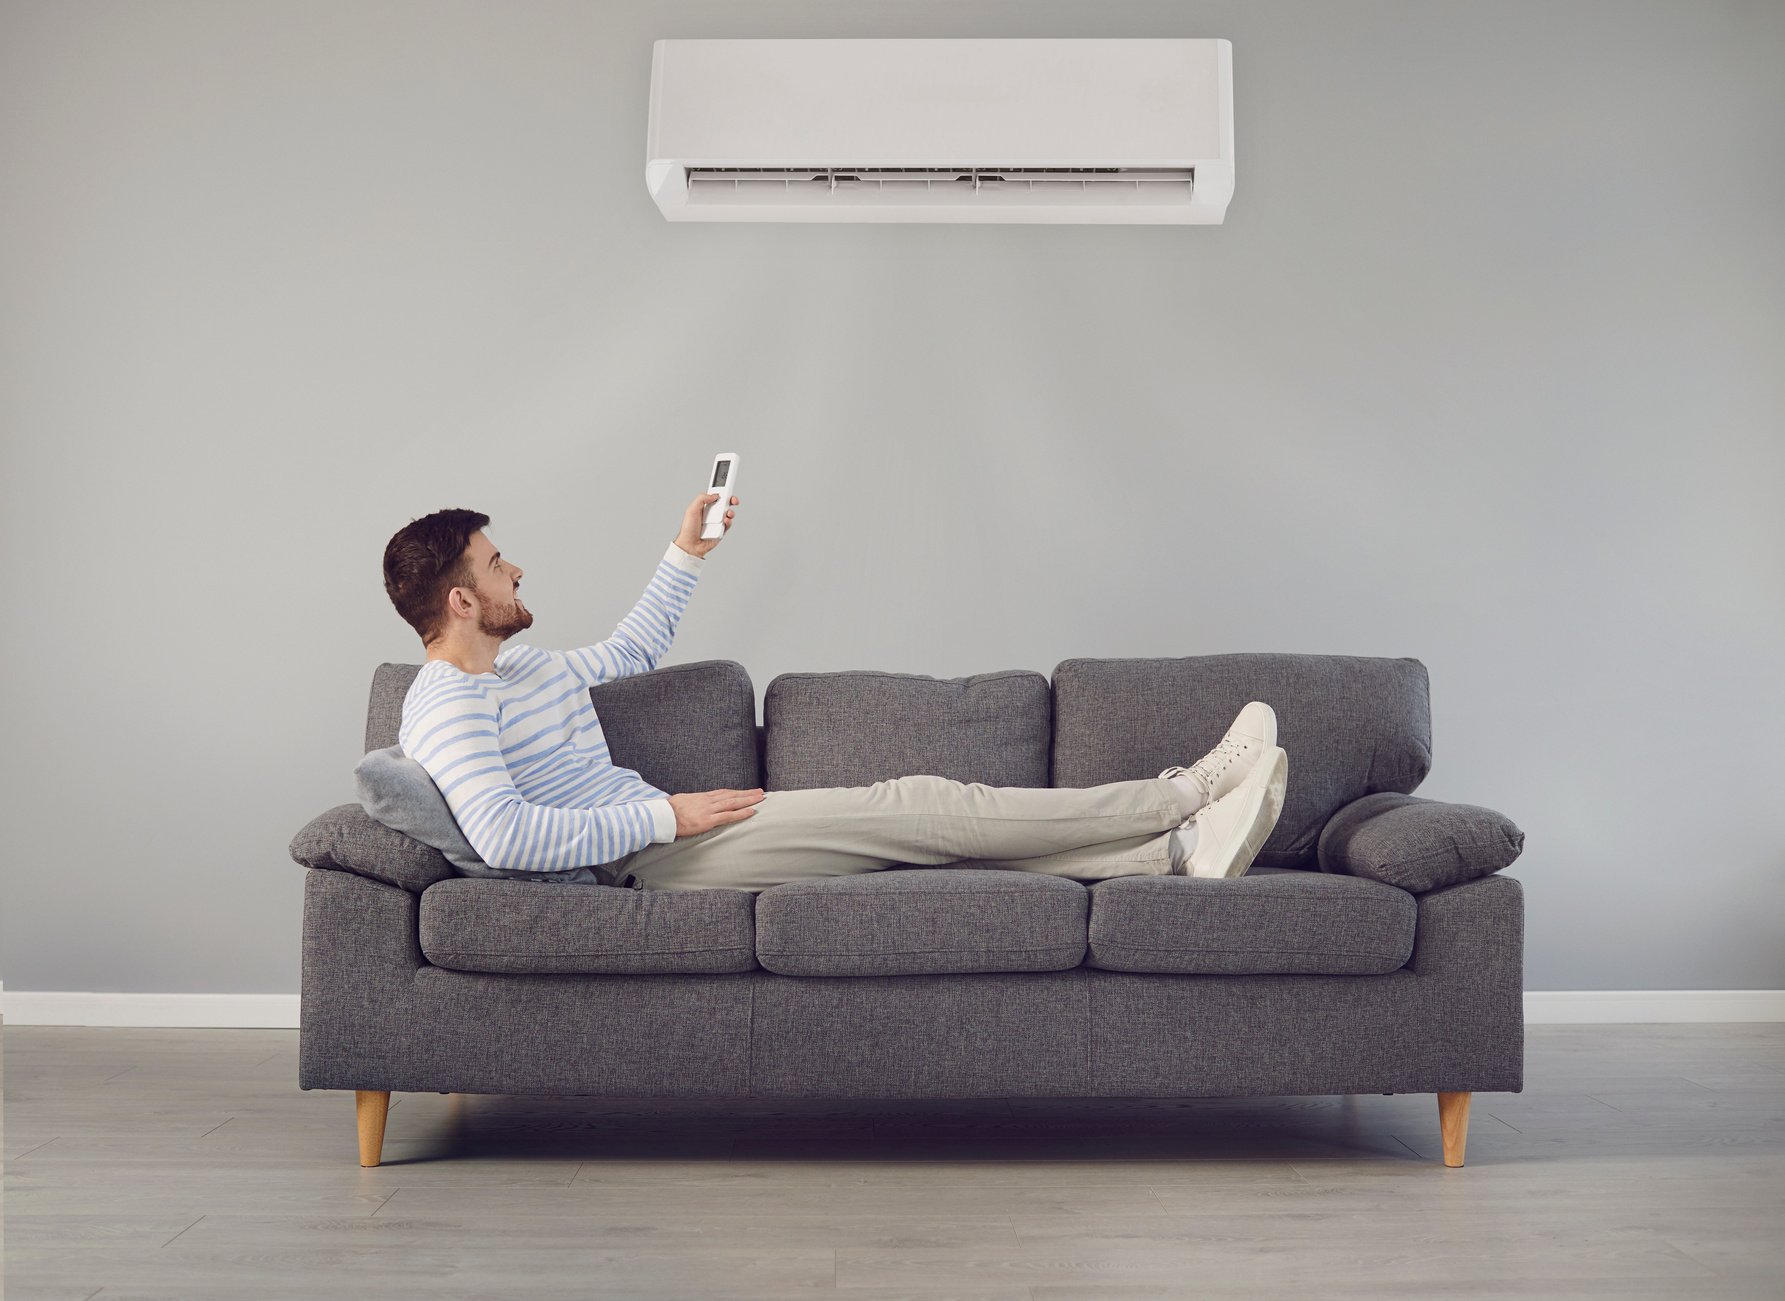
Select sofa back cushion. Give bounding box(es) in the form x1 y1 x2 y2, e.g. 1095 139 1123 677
364 661 417 753
1051 654 1432 870
364 657 761 792
763 669 1051 789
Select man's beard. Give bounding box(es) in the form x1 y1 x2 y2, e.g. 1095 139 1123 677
477 594 533 640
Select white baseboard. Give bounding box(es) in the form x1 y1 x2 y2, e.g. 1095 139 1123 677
4 992 302 1027
3 989 1783 1028
1522 989 1785 1024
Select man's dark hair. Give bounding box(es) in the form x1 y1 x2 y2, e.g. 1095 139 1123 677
383 508 490 647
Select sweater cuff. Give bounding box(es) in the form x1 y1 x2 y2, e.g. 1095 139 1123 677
664 540 705 576
646 797 677 843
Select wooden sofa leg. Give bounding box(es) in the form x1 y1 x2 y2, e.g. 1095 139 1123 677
1437 1090 1471 1167
356 1090 390 1167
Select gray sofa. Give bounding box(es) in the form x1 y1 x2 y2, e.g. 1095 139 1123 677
289 652 1525 1168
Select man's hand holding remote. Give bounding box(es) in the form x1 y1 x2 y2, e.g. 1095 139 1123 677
668 788 765 837
675 492 739 559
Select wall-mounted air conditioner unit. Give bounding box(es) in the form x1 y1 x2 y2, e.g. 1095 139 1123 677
646 37 1234 225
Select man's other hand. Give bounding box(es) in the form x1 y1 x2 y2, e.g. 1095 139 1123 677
668 788 765 837
675 493 739 559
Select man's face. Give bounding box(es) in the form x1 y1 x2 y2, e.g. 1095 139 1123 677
456 530 531 640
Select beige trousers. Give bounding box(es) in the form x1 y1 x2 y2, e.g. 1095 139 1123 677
610 774 1199 893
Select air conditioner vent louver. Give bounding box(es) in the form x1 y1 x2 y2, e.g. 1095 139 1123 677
685 167 1196 208
687 167 1175 178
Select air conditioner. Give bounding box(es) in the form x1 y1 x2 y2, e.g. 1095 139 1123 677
646 37 1234 225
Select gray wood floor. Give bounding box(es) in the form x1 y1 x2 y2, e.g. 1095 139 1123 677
4 1020 1782 1300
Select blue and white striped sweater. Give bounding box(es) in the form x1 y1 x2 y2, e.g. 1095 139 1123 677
398 541 704 878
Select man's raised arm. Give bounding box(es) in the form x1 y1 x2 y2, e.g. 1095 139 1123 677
399 685 674 872
561 541 704 689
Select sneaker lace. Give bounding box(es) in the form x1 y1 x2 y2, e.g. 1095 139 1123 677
1189 736 1252 790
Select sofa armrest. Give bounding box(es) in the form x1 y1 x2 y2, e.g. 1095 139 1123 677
1317 792 1525 894
289 803 457 895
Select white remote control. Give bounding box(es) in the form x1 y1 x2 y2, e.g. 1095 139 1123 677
700 451 740 540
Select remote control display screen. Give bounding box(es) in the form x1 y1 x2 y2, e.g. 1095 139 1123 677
712 462 730 487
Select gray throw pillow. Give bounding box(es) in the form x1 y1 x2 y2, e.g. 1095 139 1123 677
354 745 488 871
1317 792 1525 894
353 746 609 885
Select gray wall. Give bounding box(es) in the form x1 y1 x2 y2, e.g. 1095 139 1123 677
3 1 1781 997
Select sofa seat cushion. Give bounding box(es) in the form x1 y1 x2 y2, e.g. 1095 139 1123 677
419 879 758 974
1087 867 1416 975
755 869 1087 976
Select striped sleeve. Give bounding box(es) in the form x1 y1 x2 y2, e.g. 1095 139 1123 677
561 542 704 689
400 684 661 873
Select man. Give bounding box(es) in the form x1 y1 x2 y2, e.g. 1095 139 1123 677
381 495 1288 892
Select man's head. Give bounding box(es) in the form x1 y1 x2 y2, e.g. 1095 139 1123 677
383 508 531 651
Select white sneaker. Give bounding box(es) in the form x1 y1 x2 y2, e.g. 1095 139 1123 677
1179 745 1288 879
1159 701 1278 818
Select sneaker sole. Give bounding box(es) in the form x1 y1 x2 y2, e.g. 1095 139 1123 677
1197 746 1288 879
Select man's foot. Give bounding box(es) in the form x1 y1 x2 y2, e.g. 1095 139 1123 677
1173 745 1288 879
1160 701 1278 821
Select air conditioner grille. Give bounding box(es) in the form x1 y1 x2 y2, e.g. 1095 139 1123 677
684 166 1196 208
687 166 1193 189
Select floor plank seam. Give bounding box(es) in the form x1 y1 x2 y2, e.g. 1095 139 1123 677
160 1214 205 1248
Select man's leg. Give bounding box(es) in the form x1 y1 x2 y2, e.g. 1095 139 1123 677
614 774 1200 892
946 832 1179 881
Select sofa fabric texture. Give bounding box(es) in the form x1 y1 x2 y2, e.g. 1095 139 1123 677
1050 654 1433 870
419 878 758 974
290 802 456 894
1318 792 1527 893
750 970 1093 1096
582 658 763 797
764 669 1051 790
1086 867 1416 975
754 868 1088 976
